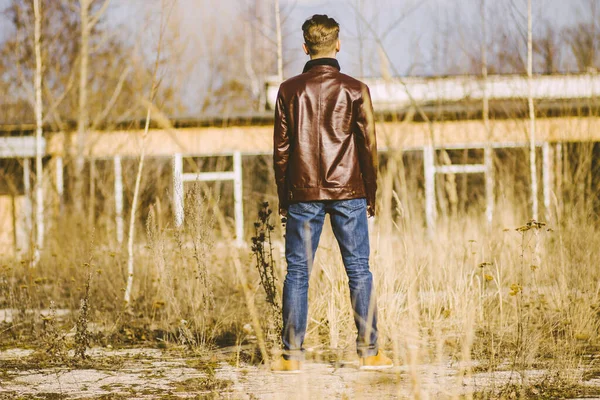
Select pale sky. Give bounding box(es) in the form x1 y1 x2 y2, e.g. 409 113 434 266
0 0 588 77
167 0 585 77
283 0 582 76
0 0 595 113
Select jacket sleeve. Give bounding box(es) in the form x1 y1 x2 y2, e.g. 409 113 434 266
273 89 290 211
353 84 378 216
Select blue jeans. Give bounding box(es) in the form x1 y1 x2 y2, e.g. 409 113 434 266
282 198 378 360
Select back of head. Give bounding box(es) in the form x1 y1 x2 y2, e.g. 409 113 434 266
302 14 340 57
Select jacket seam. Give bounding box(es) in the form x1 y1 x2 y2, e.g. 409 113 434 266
318 72 323 187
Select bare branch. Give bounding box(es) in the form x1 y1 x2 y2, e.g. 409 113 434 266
124 0 177 305
42 58 78 127
89 0 111 29
348 1 432 127
42 85 66 131
90 64 132 129
379 0 430 41
33 0 44 264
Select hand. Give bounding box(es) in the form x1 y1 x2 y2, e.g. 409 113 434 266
367 205 375 218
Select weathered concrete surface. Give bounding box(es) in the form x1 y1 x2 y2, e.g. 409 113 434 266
1 348 600 399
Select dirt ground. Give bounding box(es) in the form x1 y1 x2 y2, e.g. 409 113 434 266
2 347 600 399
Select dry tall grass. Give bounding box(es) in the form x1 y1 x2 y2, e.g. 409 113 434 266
0 143 599 397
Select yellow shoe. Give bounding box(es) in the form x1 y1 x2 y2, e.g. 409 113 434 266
270 356 302 374
359 350 394 370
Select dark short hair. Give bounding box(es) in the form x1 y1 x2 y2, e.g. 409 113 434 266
302 15 340 56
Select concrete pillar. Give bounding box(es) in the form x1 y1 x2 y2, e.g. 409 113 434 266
233 151 244 246
542 142 553 222
423 145 436 236
484 146 494 228
555 143 563 220
89 157 96 227
173 153 184 228
54 157 65 203
21 158 32 254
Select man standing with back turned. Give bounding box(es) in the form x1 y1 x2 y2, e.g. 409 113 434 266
271 14 393 373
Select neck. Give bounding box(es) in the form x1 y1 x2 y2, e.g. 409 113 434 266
309 54 337 60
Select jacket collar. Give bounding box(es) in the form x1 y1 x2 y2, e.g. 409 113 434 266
302 57 341 73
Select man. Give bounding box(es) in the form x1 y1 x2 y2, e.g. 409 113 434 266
271 14 392 373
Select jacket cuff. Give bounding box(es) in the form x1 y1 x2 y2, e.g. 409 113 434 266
277 185 289 210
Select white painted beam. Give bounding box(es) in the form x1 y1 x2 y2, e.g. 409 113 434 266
268 74 600 111
0 137 46 158
174 153 245 244
435 164 487 174
182 171 236 182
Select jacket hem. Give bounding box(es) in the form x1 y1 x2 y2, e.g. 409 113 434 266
288 186 368 203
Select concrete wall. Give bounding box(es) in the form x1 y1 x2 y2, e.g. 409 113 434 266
46 117 600 158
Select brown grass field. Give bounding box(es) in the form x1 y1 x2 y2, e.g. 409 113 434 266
1 145 600 399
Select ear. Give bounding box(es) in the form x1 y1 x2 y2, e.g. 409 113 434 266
336 39 341 53
302 43 310 55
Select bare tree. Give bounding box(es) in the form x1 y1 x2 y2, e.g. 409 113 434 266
124 0 175 305
536 23 560 73
274 0 283 82
527 0 538 220
565 24 600 72
481 0 493 229
564 0 599 72
1 1 182 235
75 0 111 210
33 0 43 265
451 1 565 75
185 0 270 114
0 1 172 123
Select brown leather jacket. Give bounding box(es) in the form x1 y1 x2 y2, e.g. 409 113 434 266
273 58 378 216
